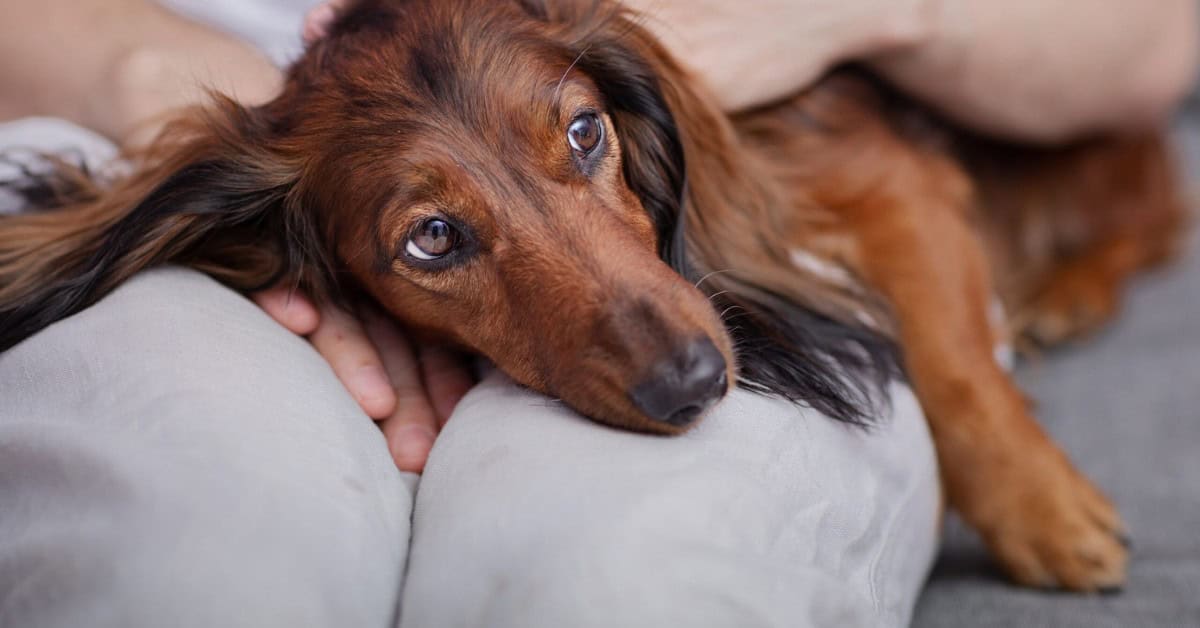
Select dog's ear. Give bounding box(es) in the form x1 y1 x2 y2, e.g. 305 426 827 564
0 97 330 351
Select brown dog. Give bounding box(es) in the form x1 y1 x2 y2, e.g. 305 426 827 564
0 0 1186 591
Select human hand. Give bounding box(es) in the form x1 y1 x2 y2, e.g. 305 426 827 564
254 287 475 473
242 1 476 474
303 0 351 44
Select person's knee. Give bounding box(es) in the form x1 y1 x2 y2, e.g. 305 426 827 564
0 268 412 627
402 375 939 628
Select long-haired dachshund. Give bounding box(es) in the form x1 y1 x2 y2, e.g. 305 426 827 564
0 0 1187 592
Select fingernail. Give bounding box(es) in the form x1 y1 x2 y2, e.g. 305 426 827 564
391 425 436 473
353 365 393 415
304 5 336 42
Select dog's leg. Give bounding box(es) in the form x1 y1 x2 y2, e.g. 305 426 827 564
983 136 1189 347
841 191 1130 590
732 75 1139 589
1018 234 1152 346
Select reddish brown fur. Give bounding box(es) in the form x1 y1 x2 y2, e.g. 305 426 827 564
0 0 1189 591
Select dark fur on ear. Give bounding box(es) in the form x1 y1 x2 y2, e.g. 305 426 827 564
573 30 687 268
705 277 900 425
0 98 332 352
324 0 409 42
535 0 900 424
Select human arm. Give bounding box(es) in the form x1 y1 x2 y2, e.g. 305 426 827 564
0 0 468 472
0 0 281 144
623 0 1199 142
870 0 1200 142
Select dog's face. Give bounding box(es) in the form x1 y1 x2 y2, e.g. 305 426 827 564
277 0 734 432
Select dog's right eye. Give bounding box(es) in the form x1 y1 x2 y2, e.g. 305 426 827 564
567 112 603 157
406 218 460 261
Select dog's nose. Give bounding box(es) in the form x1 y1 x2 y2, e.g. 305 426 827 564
629 338 729 428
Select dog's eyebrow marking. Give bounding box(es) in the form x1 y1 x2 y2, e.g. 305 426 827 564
553 45 591 103
370 183 425 274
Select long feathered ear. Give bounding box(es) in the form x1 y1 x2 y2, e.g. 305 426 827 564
0 98 331 352
540 1 901 424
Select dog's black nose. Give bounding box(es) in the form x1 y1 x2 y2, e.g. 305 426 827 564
629 338 729 428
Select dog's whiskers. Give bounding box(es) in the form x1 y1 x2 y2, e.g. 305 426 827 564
694 268 735 289
553 45 591 101
718 304 745 320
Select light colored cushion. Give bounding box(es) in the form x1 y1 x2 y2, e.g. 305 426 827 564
0 117 117 215
404 374 939 628
0 268 413 628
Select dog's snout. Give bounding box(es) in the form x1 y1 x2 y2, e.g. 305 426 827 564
629 338 728 428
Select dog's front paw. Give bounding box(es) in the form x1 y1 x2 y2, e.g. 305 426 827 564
970 460 1129 592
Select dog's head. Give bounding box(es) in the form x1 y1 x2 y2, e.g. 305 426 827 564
0 0 731 433
291 0 734 432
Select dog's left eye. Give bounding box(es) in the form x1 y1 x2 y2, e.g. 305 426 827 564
406 218 459 261
567 113 603 156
